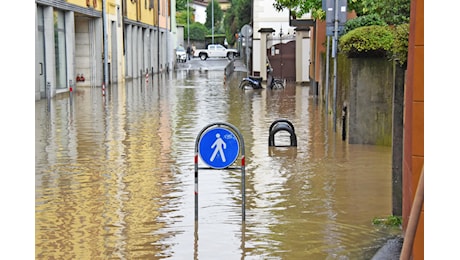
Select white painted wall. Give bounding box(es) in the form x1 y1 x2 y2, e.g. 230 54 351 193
252 0 312 83
253 0 292 40
302 37 310 82
253 39 261 73
193 4 207 24
252 0 293 77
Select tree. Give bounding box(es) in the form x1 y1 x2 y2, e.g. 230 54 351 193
236 0 251 26
205 0 224 32
176 0 188 12
176 7 195 26
358 0 410 25
272 0 323 19
223 0 251 46
271 0 411 63
223 7 238 45
272 0 409 24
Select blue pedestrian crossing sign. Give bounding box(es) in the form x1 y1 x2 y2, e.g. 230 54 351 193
198 127 240 169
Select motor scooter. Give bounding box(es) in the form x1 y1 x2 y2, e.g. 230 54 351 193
267 67 285 89
239 75 263 90
239 61 285 90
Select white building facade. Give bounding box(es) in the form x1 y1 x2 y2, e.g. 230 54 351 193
251 0 311 84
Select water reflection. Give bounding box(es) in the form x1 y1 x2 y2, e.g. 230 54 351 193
36 68 399 259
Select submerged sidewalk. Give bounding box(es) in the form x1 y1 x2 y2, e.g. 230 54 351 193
371 237 403 260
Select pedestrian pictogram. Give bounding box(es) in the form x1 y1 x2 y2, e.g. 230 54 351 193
210 133 227 162
198 127 239 169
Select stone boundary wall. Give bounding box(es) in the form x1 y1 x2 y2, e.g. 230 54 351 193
321 54 394 146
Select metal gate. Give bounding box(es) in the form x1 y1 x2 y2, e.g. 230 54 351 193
267 41 296 82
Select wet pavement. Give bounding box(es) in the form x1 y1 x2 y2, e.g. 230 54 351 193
371 237 403 260
232 57 404 260
35 57 402 259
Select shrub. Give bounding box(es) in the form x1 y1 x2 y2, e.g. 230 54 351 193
392 23 410 66
188 22 208 41
339 25 394 58
343 14 387 34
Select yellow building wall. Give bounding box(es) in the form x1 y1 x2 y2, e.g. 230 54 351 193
105 1 119 16
125 0 139 21
66 0 121 15
65 0 164 28
124 0 158 27
66 0 101 11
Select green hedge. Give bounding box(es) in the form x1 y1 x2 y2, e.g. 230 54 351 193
393 23 409 66
186 23 208 41
339 25 394 58
338 23 409 66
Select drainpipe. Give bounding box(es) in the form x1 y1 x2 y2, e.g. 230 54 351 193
166 0 169 72
102 0 108 86
311 20 317 95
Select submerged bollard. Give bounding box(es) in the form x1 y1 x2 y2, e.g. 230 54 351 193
46 82 51 100
268 119 297 147
69 80 73 105
342 103 347 141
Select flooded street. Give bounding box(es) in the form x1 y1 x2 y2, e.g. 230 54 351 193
35 62 400 259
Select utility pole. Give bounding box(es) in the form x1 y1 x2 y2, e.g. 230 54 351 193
332 0 338 132
187 0 190 47
324 0 347 132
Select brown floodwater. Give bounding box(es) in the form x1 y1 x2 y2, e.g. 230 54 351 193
35 67 400 259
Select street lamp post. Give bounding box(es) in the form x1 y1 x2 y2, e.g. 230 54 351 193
279 27 283 79
211 0 214 44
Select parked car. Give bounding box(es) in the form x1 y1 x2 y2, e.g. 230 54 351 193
176 46 187 63
193 44 239 61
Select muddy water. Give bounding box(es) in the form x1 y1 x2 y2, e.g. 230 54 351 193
35 69 399 259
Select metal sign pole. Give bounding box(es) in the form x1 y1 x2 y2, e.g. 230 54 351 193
241 153 246 221
333 0 339 132
325 36 330 121
241 24 252 78
324 0 347 132
246 37 249 77
194 152 199 221
194 122 246 222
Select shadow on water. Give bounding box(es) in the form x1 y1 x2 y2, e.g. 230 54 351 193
36 68 400 259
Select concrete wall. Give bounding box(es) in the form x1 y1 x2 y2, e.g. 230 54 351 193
348 58 393 146
321 54 393 146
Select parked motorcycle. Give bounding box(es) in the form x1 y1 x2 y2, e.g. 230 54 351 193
239 62 285 90
267 67 285 89
239 75 263 90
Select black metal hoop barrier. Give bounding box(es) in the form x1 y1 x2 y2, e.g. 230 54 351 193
268 119 297 147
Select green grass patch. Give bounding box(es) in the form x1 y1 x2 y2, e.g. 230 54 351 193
372 215 402 228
